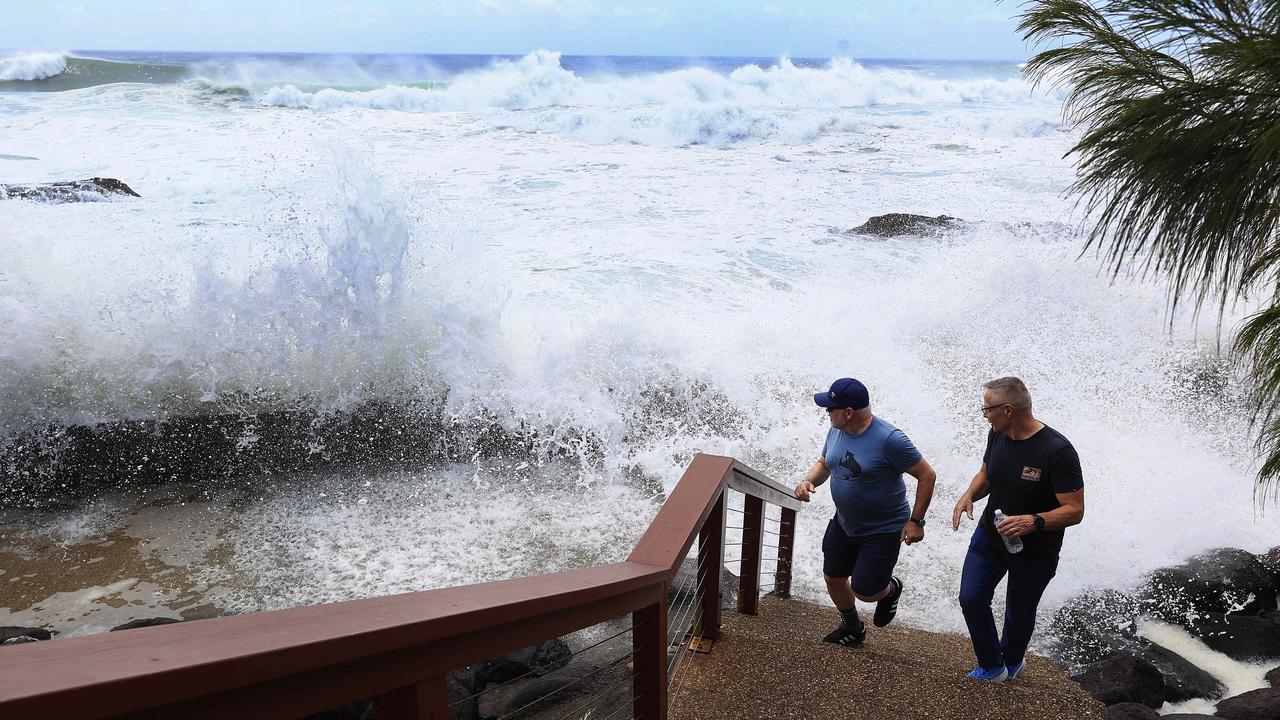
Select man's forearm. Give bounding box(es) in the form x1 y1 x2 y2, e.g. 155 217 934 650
805 461 829 486
961 472 989 502
910 472 936 520
1037 495 1084 530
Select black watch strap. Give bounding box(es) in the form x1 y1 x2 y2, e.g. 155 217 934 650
1032 513 1045 530
910 517 925 527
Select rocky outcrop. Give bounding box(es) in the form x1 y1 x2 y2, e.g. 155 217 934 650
476 661 602 719
1184 611 1280 662
1055 547 1280 719
1072 654 1165 708
1142 642 1227 702
110 617 183 632
1 177 140 203
1214 687 1280 720
1104 702 1160 720
847 213 959 237
1049 589 1145 667
0 626 52 645
473 639 572 688
1142 548 1278 619
1047 591 1224 700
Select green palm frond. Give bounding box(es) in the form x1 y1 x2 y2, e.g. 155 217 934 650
1015 0 1280 491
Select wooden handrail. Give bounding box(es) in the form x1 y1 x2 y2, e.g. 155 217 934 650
0 453 802 720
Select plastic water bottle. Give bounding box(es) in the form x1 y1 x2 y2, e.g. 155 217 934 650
993 509 1023 554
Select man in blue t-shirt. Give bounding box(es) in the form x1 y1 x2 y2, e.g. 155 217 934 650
794 377 938 647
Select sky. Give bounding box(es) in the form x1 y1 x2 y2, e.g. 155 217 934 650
4 1 1031 60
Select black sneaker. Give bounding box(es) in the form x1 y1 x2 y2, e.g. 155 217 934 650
822 612 866 646
873 576 902 628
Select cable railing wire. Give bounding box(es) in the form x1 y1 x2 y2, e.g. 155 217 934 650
447 623 637 710
496 653 634 720
551 669 636 720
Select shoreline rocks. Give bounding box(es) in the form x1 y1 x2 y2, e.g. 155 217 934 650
1144 548 1278 619
848 213 959 237
1071 654 1164 708
1 177 139 203
1214 687 1280 720
0 626 53 645
1054 546 1280 716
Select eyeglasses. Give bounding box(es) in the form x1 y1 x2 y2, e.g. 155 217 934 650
980 403 1012 417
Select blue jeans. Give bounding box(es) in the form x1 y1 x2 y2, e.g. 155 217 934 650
958 523 1059 670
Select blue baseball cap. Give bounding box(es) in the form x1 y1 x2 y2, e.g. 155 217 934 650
814 378 869 410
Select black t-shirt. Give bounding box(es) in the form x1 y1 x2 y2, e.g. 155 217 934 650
980 424 1083 558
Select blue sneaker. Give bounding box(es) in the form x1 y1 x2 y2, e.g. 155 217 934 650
1005 660 1025 680
966 666 1008 682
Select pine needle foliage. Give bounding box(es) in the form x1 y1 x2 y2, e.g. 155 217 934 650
1016 0 1280 494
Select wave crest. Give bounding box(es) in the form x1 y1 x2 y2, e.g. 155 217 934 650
261 51 1046 113
0 51 69 81
257 51 1057 146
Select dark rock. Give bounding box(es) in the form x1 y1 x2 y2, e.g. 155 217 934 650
1260 546 1280 584
1 177 140 203
2 636 41 645
1143 642 1227 702
1162 715 1217 719
477 662 601 719
1214 687 1280 720
477 638 572 686
0 626 52 643
848 213 959 237
1186 612 1280 662
1144 548 1278 619
1266 666 1280 687
1048 590 1146 668
447 673 478 720
0 398 562 510
1071 654 1165 708
1104 702 1160 720
110 617 182 632
669 555 739 614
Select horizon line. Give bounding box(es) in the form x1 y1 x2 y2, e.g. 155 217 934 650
3 47 1030 65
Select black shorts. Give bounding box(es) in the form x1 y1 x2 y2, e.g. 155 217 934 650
821 516 901 597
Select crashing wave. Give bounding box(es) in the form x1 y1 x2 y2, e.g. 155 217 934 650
257 51 1059 146
260 50 1047 113
0 51 69 81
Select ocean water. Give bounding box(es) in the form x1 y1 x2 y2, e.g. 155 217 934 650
0 49 1274 648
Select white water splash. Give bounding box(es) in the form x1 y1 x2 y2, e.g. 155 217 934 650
0 51 68 81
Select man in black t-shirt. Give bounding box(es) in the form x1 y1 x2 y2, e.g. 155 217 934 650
951 376 1085 682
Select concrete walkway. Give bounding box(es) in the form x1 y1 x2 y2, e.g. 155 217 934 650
668 596 1104 720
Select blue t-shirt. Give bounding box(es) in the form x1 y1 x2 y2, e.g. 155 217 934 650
822 416 923 538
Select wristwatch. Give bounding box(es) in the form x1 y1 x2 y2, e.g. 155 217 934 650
909 517 926 527
1032 513 1045 530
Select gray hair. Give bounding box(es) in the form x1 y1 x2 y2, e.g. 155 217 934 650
983 376 1032 410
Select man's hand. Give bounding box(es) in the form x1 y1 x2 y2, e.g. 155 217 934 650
997 514 1037 538
902 521 924 545
794 480 816 502
952 496 974 530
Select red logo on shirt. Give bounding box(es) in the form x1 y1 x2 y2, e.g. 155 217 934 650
1021 466 1042 481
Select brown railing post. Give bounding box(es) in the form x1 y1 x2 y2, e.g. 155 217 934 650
372 676 449 719
775 507 796 599
695 489 725 640
632 600 668 719
738 494 764 615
